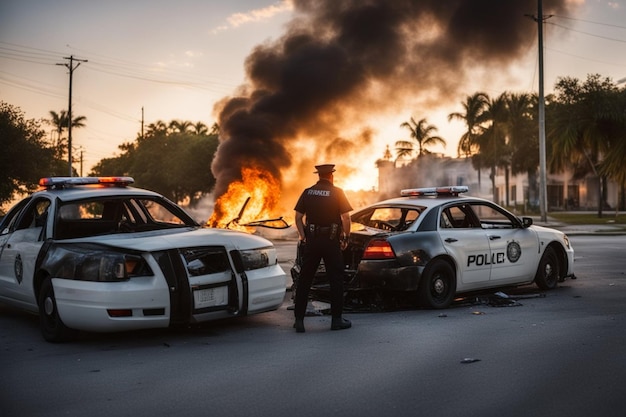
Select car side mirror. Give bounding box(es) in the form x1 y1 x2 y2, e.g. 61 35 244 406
521 217 533 228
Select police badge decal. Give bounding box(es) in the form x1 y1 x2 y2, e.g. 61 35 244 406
507 241 522 263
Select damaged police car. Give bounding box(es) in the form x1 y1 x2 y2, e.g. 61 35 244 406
0 177 286 342
299 186 574 310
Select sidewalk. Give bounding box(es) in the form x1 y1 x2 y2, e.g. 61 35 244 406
533 216 626 235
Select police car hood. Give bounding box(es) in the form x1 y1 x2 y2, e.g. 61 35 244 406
529 224 566 239
63 227 273 251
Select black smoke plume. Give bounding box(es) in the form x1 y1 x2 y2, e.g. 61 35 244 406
210 0 576 221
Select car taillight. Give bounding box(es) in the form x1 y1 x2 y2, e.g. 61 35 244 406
362 239 396 260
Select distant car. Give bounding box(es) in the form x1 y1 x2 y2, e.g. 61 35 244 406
0 177 286 342
295 186 574 309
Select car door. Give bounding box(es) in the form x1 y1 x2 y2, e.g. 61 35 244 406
468 202 540 285
438 203 492 290
0 197 51 306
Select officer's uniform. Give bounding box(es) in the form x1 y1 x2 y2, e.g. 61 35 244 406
293 164 352 332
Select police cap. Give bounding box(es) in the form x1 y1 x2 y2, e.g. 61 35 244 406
314 164 336 175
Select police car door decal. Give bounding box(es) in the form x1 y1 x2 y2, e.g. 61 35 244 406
470 203 538 283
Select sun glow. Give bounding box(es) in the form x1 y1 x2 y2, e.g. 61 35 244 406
339 173 377 192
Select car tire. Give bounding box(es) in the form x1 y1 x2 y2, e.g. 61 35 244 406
38 277 73 343
534 246 560 290
419 259 456 309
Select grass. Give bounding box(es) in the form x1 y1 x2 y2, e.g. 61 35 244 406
548 211 626 225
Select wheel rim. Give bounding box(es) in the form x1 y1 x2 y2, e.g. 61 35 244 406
431 273 449 302
44 296 55 316
433 277 446 295
544 262 553 279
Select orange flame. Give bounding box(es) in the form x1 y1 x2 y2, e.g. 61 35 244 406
208 166 281 230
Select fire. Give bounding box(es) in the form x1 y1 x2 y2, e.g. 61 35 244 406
208 166 281 230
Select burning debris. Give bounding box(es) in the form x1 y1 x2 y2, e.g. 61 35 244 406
209 0 578 228
208 166 283 229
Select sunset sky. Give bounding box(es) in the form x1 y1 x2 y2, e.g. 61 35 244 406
1 0 625 192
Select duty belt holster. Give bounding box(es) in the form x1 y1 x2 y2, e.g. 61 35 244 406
307 223 339 240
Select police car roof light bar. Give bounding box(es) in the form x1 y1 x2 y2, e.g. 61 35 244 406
39 176 135 189
400 186 469 197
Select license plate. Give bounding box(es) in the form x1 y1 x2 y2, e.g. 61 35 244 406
194 286 228 309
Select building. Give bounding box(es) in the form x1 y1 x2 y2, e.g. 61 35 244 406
377 154 621 213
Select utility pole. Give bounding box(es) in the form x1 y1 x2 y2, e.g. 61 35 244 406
57 55 87 176
528 0 552 223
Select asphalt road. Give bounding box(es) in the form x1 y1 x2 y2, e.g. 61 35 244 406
1 235 625 417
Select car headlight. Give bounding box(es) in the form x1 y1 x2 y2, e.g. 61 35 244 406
563 234 571 249
45 244 152 282
230 247 274 272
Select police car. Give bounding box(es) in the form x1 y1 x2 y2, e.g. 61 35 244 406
304 186 574 309
0 177 286 342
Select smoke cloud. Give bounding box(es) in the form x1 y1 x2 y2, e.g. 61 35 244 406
210 0 576 214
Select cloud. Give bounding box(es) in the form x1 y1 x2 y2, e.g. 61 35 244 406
211 0 293 34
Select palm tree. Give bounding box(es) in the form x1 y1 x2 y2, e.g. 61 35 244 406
47 110 86 160
395 117 446 158
145 120 168 138
476 93 509 203
192 122 209 135
506 92 538 207
448 92 489 158
169 120 193 134
448 92 489 193
48 110 66 158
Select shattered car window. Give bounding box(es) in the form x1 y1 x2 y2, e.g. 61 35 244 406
352 206 423 232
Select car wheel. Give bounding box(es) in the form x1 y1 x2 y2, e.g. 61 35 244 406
38 277 72 342
535 246 560 290
419 259 456 309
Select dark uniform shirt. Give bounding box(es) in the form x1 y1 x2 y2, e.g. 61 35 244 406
294 179 352 226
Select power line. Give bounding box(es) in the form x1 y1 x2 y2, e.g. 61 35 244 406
553 14 626 30
549 21 626 44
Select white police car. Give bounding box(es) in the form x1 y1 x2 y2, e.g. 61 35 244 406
305 186 574 309
0 177 286 342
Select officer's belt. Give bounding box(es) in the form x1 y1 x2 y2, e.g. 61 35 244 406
306 223 339 239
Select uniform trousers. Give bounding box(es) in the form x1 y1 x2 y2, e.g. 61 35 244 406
294 234 344 320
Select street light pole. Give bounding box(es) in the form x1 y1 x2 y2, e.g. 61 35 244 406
529 0 551 223
526 3 550 221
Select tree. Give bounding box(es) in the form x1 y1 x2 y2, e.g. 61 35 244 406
192 122 209 135
475 93 510 203
90 119 218 205
506 92 539 207
448 92 489 192
395 117 446 158
46 109 87 162
145 120 168 137
0 102 62 205
597 86 626 188
448 92 489 158
547 74 620 216
169 120 193 134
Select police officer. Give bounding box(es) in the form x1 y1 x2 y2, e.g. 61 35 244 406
293 164 353 333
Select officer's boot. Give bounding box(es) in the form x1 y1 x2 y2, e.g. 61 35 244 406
331 317 351 330
293 318 305 333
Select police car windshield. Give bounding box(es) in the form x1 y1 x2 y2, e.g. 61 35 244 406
55 196 195 239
